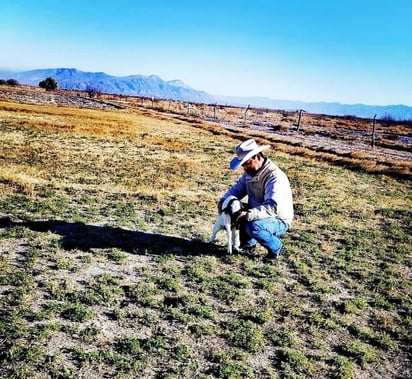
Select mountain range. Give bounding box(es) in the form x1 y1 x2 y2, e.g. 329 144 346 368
1 68 412 120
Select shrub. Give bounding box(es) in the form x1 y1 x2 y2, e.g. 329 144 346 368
86 86 101 98
6 79 19 86
39 77 58 91
380 114 397 127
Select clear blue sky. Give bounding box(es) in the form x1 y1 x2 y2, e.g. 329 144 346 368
1 0 411 106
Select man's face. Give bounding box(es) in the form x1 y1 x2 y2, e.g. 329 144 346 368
242 155 261 175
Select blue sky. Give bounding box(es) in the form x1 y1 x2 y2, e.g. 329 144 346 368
1 0 411 106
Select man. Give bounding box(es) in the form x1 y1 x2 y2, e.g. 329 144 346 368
218 139 294 261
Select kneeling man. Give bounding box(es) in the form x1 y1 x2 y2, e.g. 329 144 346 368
217 139 294 261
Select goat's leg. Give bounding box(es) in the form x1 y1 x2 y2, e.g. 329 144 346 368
224 222 233 254
232 228 241 252
209 219 222 243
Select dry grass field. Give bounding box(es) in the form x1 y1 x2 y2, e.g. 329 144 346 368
0 86 411 378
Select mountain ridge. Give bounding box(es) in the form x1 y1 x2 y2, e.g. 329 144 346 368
1 67 411 119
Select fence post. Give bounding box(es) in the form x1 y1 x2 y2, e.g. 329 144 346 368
371 114 377 148
296 109 305 132
243 104 250 126
213 102 217 119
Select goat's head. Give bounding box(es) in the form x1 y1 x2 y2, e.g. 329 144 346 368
221 196 243 224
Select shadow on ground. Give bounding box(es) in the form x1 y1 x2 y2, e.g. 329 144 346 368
0 217 220 256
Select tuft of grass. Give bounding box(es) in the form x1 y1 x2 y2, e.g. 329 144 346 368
332 355 354 379
339 340 377 368
61 304 94 322
225 319 264 353
278 347 312 375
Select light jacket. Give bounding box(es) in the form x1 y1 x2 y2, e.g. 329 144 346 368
222 158 294 227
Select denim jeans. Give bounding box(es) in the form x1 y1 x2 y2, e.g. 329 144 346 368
240 217 289 256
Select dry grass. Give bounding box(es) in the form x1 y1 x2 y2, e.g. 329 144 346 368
3 84 411 170
0 92 411 379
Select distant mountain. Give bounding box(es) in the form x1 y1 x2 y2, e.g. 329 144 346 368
215 95 412 120
1 68 412 120
0 68 214 104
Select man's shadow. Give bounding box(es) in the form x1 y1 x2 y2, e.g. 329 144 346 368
0 217 220 256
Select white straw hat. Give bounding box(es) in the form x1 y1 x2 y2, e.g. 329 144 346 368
230 139 270 170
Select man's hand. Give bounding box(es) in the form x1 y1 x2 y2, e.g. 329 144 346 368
236 211 248 224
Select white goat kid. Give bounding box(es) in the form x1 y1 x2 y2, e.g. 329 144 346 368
209 195 243 254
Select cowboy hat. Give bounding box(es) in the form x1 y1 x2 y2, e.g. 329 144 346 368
230 139 270 170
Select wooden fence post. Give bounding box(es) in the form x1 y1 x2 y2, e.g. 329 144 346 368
243 104 250 126
372 114 377 148
296 109 305 132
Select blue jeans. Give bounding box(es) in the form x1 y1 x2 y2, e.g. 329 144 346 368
241 218 289 256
